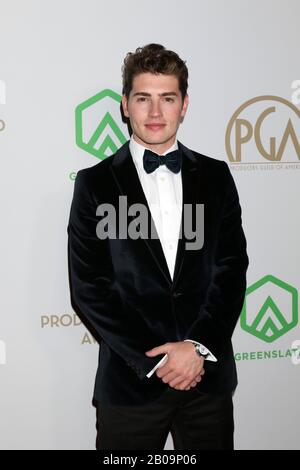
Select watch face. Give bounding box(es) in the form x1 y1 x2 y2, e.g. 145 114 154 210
196 345 209 357
199 345 208 355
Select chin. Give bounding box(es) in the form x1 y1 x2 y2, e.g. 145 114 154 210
138 137 163 146
143 135 170 145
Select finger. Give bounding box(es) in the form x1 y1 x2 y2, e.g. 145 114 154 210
185 380 197 390
174 378 195 391
169 375 185 388
160 371 178 384
169 370 203 389
188 375 202 389
146 344 169 357
175 382 190 390
157 355 168 370
156 364 172 378
181 374 204 390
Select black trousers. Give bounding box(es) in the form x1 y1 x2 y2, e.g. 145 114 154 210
95 386 234 450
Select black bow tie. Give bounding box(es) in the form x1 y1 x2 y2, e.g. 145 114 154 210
143 149 181 174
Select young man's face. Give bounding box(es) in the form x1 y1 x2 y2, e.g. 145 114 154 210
122 72 189 154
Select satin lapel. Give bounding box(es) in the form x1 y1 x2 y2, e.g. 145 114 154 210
110 142 173 286
171 142 202 288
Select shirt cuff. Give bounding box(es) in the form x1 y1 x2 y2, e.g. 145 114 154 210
184 339 218 362
146 354 168 378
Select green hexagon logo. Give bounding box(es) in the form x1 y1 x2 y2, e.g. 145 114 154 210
240 275 298 343
75 89 128 160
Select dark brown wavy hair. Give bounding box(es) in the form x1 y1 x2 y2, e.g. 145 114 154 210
122 43 188 99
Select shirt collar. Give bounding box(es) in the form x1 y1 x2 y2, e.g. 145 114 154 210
129 135 178 173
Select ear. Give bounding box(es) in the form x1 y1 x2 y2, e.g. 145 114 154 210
122 95 129 118
181 93 189 118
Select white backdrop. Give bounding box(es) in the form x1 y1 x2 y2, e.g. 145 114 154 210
0 0 299 450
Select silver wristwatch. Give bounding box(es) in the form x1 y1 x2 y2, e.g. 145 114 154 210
194 343 209 359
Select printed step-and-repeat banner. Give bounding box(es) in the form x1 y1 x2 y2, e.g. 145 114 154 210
0 0 299 449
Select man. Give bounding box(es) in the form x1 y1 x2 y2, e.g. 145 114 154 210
67 44 249 450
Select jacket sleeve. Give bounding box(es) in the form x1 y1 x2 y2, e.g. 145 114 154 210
67 170 165 380
183 162 249 357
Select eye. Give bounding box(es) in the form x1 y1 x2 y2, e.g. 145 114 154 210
164 97 175 103
136 97 148 102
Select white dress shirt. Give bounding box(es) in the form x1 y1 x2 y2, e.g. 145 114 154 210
129 136 217 378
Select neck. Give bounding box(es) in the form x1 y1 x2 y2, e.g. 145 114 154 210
132 134 177 155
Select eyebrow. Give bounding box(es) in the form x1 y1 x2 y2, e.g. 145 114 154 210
132 91 178 97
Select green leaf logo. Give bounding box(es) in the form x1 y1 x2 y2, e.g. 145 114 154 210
75 89 128 160
240 275 298 342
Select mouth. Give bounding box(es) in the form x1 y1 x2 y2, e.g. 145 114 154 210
145 124 166 131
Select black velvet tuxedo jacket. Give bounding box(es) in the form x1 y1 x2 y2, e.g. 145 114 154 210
67 141 249 406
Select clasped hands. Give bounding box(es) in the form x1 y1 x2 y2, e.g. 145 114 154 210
145 341 205 391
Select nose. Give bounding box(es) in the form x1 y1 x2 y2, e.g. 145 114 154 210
149 99 162 117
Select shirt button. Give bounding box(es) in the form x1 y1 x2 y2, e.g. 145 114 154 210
169 244 173 250
159 176 165 181
164 210 169 215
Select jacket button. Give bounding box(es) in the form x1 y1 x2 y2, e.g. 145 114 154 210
173 291 182 298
